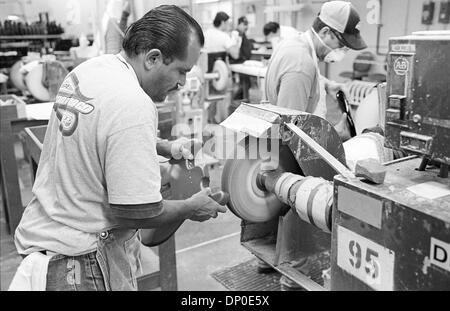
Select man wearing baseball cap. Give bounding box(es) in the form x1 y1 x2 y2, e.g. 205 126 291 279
263 1 367 290
264 1 367 140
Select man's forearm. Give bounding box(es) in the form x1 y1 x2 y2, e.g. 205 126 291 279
113 199 194 229
156 139 172 157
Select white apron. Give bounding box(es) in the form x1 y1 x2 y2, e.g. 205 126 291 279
305 31 327 119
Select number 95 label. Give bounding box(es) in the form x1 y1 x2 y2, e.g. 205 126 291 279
337 226 395 291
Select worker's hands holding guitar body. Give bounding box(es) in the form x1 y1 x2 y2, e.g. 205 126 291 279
166 137 229 222
170 137 203 160
186 188 228 222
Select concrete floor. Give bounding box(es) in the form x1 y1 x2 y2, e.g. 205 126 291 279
0 143 254 291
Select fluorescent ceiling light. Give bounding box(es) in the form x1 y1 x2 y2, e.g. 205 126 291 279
195 0 220 4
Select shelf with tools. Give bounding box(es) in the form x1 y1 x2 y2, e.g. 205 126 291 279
0 34 63 40
0 34 65 69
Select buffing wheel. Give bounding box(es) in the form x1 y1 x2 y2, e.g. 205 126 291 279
211 59 228 92
222 138 302 222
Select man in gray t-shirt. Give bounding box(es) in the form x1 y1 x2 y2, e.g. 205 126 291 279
13 5 226 291
263 1 367 290
265 1 367 140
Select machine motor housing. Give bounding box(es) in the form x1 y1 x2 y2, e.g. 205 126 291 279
331 158 450 290
385 33 450 164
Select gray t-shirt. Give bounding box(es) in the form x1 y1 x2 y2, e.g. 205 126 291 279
265 32 320 113
15 54 163 256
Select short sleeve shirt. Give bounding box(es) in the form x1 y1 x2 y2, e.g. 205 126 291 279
15 54 163 256
280 26 301 40
204 27 234 53
264 32 320 113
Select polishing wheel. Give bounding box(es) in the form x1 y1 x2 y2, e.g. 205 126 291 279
222 138 303 222
204 60 229 92
211 60 228 92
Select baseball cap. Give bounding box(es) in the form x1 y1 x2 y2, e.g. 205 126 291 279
318 1 367 50
238 16 248 25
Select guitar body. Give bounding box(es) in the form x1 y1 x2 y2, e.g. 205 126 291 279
140 158 229 247
141 158 201 247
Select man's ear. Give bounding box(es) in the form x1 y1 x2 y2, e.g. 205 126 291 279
318 26 331 38
143 49 163 70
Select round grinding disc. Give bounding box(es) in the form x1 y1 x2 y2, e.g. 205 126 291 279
222 139 302 222
211 59 228 92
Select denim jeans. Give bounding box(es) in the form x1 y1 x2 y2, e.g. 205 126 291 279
46 252 106 291
45 229 141 291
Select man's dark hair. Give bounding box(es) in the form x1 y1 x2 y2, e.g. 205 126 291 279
312 17 348 47
263 22 280 36
312 17 331 33
122 5 204 62
213 11 230 27
238 16 248 25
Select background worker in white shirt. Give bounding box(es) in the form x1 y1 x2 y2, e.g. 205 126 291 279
263 22 301 50
204 12 241 123
204 11 241 60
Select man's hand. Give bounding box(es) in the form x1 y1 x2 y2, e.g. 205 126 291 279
324 80 354 106
170 137 203 160
186 188 227 222
231 30 243 48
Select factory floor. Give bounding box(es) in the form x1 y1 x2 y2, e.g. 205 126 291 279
1 84 346 291
0 142 254 291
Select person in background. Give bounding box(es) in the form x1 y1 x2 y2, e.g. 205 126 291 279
229 16 254 105
263 22 300 50
204 11 241 123
264 1 367 141
230 16 253 64
262 1 367 290
204 11 241 60
102 0 131 54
